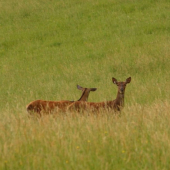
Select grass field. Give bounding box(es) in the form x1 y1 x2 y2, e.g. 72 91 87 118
0 0 170 169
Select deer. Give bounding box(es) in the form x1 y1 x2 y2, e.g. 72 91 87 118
67 77 131 113
26 85 97 116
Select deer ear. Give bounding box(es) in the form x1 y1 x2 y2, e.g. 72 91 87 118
90 88 97 92
112 77 118 84
126 77 131 84
77 85 84 91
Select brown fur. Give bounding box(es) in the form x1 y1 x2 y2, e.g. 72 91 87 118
26 85 97 116
67 77 131 113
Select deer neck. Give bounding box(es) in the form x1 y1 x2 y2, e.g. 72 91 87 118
114 91 125 107
78 89 88 101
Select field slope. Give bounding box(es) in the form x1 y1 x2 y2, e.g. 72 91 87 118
0 0 170 169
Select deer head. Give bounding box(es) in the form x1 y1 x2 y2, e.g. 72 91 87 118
77 85 97 101
112 77 131 94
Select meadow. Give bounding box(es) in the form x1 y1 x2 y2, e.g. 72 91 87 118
0 0 170 169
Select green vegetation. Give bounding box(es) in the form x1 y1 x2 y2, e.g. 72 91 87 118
0 0 170 169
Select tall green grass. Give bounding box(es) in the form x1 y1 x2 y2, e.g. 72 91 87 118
0 0 170 169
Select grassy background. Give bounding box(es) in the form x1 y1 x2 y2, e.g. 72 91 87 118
0 0 170 169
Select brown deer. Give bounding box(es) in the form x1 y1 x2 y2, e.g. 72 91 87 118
67 77 131 113
26 85 97 116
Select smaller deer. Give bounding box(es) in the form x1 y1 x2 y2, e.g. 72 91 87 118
67 77 131 113
26 85 97 116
